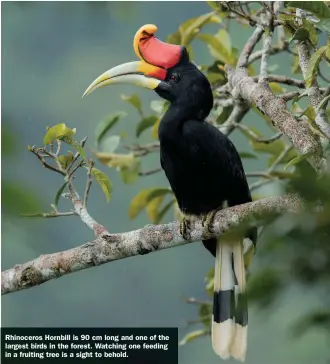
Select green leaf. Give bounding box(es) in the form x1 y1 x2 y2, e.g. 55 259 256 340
102 135 121 153
150 100 165 114
58 152 74 169
216 29 231 53
43 124 76 145
121 94 143 116
129 188 158 219
54 182 68 208
292 55 301 74
152 118 161 139
240 126 298 163
302 20 318 46
91 167 112 202
146 196 165 223
150 100 170 115
316 94 330 113
292 309 330 337
247 268 283 308
239 152 258 159
179 12 221 46
239 125 262 140
288 2 330 19
279 13 296 22
199 303 212 328
197 33 234 65
136 115 158 137
290 28 310 42
206 71 225 85
94 151 135 168
291 90 308 112
215 105 234 124
270 171 295 179
284 152 313 170
129 187 171 219
155 199 175 224
120 159 141 184
300 105 316 121
63 138 87 161
166 31 181 45
206 1 219 10
179 330 208 346
94 151 141 184
269 82 285 94
305 46 327 87
95 111 126 146
146 188 172 202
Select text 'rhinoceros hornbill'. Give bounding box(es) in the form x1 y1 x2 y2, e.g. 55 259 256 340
83 24 258 362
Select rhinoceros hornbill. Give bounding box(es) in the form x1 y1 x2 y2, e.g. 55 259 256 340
83 24 257 362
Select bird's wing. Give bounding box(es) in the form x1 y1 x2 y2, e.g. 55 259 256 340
182 120 252 206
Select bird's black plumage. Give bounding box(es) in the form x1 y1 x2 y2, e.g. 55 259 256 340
156 49 257 256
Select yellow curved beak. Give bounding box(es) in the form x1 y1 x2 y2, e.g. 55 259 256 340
82 60 163 98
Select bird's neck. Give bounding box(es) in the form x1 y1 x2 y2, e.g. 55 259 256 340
158 102 188 142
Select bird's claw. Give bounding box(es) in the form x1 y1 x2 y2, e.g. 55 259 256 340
202 210 217 239
180 218 191 240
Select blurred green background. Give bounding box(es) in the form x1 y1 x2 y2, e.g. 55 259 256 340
2 2 328 363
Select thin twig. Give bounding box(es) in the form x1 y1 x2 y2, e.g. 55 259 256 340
248 43 287 65
234 123 283 143
67 136 88 172
68 160 83 180
185 298 212 305
259 15 274 85
280 91 301 101
30 147 66 176
22 211 77 218
217 100 250 136
139 167 162 176
126 142 160 157
250 144 293 191
246 172 275 179
238 26 264 68
258 132 283 143
224 2 258 26
55 140 62 157
84 160 94 208
252 75 305 88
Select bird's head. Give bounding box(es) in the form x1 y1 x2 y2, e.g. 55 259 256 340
83 24 213 119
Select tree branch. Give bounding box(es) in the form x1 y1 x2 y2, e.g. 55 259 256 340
225 65 324 171
238 26 264 68
252 75 305 88
259 17 274 85
1 194 303 295
248 43 287 65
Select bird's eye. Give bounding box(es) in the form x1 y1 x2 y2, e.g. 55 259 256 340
170 73 180 82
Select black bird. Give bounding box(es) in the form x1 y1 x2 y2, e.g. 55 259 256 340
83 24 257 361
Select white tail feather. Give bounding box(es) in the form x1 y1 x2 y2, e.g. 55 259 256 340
230 240 248 362
212 240 235 359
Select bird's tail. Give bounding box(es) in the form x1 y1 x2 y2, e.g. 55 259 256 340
212 239 248 362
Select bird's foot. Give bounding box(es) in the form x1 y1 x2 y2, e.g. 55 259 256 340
202 210 218 239
180 217 192 240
